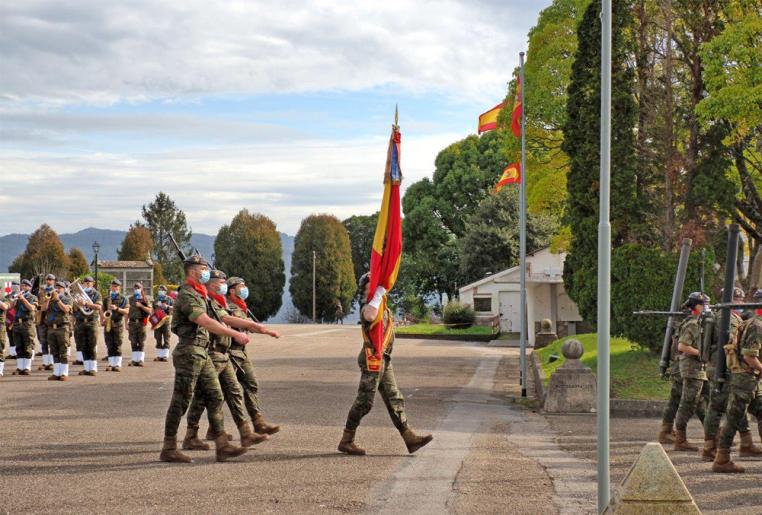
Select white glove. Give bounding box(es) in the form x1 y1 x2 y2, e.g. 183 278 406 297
367 286 387 309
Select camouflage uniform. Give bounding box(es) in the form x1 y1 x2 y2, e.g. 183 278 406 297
12 292 38 362
46 292 73 376
186 295 250 430
163 283 226 439
152 295 173 354
675 314 707 432
128 293 151 364
0 291 7 375
73 288 102 368
37 286 53 364
103 292 127 366
227 300 265 418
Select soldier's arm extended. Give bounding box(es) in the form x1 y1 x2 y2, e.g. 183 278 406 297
743 355 762 375
221 314 280 338
191 311 250 346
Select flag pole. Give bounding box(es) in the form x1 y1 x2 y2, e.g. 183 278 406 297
519 51 527 398
597 0 612 511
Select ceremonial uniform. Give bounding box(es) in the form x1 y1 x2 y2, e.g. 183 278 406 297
103 290 127 370
46 288 73 380
0 290 7 376
127 290 151 366
37 275 56 369
74 283 102 375
152 293 173 361
12 285 38 375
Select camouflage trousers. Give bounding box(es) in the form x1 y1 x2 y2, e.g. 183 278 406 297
163 344 226 439
0 326 6 361
12 321 35 359
718 373 762 449
37 324 48 355
186 352 250 430
704 378 750 440
75 321 99 361
345 350 408 432
128 321 146 352
47 324 71 364
154 323 171 349
662 374 706 425
230 349 262 418
104 322 124 356
675 377 706 432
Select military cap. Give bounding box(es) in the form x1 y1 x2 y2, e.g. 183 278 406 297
753 290 762 300
83 275 95 283
683 291 708 308
184 255 209 267
227 276 245 288
158 284 167 291
21 279 32 287
209 269 227 280
45 273 56 280
55 280 66 288
11 280 19 286
111 279 122 286
721 286 745 299
133 282 143 288
63 280 71 287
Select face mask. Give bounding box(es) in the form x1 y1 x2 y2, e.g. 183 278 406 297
158 292 166 299
218 284 228 296
84 287 93 293
239 287 249 300
134 290 142 299
199 269 211 284
111 292 118 300
45 285 53 292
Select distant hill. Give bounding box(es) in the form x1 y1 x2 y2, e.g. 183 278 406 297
0 228 296 322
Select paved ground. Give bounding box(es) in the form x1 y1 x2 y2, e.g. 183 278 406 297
0 325 567 515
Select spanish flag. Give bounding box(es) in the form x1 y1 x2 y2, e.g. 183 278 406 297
511 77 523 138
366 120 403 372
495 162 521 193
478 103 503 134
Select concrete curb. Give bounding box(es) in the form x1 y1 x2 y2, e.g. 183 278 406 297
395 332 496 342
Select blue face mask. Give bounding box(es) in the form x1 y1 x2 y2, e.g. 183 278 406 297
199 269 211 284
218 284 228 296
84 287 93 293
111 292 118 300
239 287 249 300
134 290 142 299
158 292 166 300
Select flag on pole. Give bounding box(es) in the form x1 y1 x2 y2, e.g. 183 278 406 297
365 110 403 372
495 162 521 192
511 77 523 138
478 102 503 134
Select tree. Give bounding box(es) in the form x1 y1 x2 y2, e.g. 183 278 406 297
140 192 192 282
215 210 286 321
10 224 69 280
343 212 378 283
290 215 355 322
67 247 89 277
118 225 154 261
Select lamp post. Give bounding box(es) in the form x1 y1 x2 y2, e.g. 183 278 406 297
312 250 317 323
92 241 100 290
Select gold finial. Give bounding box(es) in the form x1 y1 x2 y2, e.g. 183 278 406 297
394 104 399 128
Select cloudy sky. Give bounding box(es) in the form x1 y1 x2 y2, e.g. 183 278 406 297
0 0 546 237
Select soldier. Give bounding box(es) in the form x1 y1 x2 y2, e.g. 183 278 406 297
0 287 8 376
713 290 762 473
11 279 38 376
702 287 762 460
6 280 19 360
152 285 173 362
46 281 73 381
338 273 433 456
127 282 152 367
159 255 250 463
73 276 103 376
37 273 56 370
103 279 128 372
226 277 282 435
182 270 268 451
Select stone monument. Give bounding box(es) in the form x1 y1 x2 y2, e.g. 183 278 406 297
543 338 596 413
534 318 558 349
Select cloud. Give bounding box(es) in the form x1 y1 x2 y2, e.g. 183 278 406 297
0 0 535 105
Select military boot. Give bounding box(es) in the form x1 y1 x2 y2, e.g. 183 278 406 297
673 430 698 452
738 431 762 457
253 412 280 435
205 427 233 441
701 439 717 462
182 427 211 451
159 437 193 464
401 427 434 454
658 423 675 444
337 429 365 455
238 421 269 448
214 434 248 462
712 448 744 473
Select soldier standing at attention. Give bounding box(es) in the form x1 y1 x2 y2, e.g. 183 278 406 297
127 282 152 367
182 270 268 450
74 276 103 376
338 273 433 456
11 279 38 376
152 285 173 362
226 276 282 436
103 279 128 372
37 273 56 370
160 255 250 463
713 290 762 473
0 288 8 376
46 281 73 381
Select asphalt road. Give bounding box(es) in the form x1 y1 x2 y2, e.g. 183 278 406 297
0 325 555 514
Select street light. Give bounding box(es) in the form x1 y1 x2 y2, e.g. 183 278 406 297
92 241 100 290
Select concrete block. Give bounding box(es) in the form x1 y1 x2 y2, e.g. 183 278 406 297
543 339 596 413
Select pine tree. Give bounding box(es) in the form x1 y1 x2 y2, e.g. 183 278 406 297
140 192 192 282
118 225 154 261
67 247 90 277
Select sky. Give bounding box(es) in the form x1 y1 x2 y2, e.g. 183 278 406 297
0 0 548 237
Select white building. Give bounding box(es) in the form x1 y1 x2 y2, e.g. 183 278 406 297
458 248 583 345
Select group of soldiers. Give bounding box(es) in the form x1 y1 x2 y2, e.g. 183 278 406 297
660 287 762 473
0 273 177 378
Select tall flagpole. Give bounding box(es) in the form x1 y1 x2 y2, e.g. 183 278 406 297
519 51 528 398
597 0 612 512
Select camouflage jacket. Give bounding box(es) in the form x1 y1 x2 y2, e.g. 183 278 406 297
208 296 232 354
737 314 762 375
171 284 210 347
678 314 706 380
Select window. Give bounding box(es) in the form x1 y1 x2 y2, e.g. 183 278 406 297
474 297 492 312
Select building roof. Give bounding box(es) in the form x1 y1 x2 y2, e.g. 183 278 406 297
458 248 564 293
98 260 153 269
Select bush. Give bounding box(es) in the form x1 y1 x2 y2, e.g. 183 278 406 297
443 301 475 328
398 293 429 323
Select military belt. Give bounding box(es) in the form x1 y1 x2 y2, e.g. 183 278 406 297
49 323 66 329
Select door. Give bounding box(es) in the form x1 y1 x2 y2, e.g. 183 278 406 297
498 291 520 333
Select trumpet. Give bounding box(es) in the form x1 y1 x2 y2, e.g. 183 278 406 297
103 310 112 333
69 279 95 316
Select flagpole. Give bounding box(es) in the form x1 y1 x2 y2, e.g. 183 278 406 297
519 51 527 398
597 0 612 512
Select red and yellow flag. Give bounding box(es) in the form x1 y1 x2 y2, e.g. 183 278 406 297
495 162 521 193
366 121 403 372
478 102 503 134
511 77 523 138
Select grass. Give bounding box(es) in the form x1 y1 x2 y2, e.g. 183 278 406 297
535 333 669 401
395 323 496 336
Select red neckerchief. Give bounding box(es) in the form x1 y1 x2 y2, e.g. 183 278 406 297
229 295 247 312
756 309 762 317
186 278 207 299
209 291 227 308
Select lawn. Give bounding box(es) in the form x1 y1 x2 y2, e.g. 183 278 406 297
395 323 496 336
535 333 669 401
